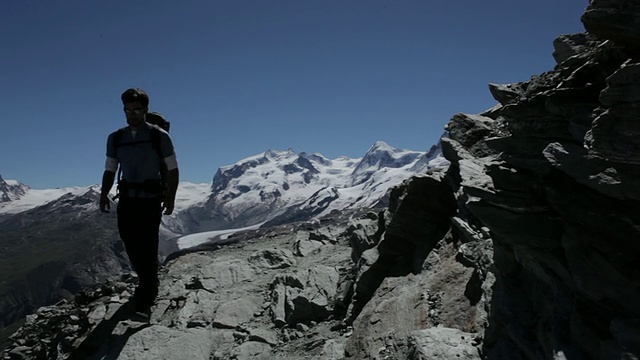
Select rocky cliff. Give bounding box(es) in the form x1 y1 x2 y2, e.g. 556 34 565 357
454 1 640 356
438 0 640 357
3 1 640 359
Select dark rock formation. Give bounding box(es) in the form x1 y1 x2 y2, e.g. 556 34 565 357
444 1 640 357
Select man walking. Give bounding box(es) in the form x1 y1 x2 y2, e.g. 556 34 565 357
99 88 179 317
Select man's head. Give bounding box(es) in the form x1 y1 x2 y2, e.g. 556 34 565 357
121 88 149 128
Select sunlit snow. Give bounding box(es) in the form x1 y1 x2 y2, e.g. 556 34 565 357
176 223 264 249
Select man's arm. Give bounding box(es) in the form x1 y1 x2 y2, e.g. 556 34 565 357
159 131 179 215
163 168 179 215
100 170 116 213
101 133 118 213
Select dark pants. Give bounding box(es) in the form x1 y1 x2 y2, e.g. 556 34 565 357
116 197 162 311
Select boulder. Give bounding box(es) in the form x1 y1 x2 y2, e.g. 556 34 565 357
407 327 481 360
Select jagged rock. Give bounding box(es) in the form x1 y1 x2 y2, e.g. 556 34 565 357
249 249 297 269
552 33 592 64
347 174 457 326
116 326 212 360
309 224 343 243
345 247 489 359
488 82 526 106
586 103 640 164
248 328 279 346
456 239 493 274
600 60 640 105
230 341 273 360
407 327 481 360
317 339 346 360
171 291 218 328
441 5 640 358
86 304 107 325
582 0 640 49
342 171 490 359
270 281 289 327
293 232 325 257
543 141 640 200
345 212 383 262
270 266 340 326
213 297 260 329
445 113 496 156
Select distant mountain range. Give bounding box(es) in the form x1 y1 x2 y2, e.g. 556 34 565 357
1 140 448 248
171 141 447 239
0 140 446 340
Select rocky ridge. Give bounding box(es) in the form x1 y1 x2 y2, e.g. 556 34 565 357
3 1 640 359
3 199 489 360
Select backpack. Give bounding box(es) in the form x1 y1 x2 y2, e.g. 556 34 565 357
145 111 170 132
112 112 171 200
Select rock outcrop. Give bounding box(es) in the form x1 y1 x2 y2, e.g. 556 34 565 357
1 203 493 359
442 0 640 357
3 1 640 359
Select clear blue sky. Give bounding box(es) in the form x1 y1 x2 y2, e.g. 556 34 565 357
1 0 587 189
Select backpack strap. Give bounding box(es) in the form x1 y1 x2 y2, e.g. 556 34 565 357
149 126 168 185
113 128 125 148
150 126 162 156
113 128 126 188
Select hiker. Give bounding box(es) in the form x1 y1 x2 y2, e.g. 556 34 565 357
99 88 179 317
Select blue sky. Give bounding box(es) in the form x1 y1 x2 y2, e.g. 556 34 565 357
1 0 587 189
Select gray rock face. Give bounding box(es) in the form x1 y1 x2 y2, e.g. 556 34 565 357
443 3 640 358
116 326 213 360
552 33 596 65
270 265 340 326
408 327 482 360
1 217 372 359
582 0 640 49
1 199 494 359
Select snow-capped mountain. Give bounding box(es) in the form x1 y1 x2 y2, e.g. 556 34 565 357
0 182 210 217
174 141 448 234
0 185 99 216
0 140 448 245
0 175 29 203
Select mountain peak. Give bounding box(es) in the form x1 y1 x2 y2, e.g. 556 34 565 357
369 140 396 153
264 149 297 160
0 174 30 203
351 141 425 186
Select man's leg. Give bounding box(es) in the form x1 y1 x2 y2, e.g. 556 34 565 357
117 198 160 312
133 198 162 312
